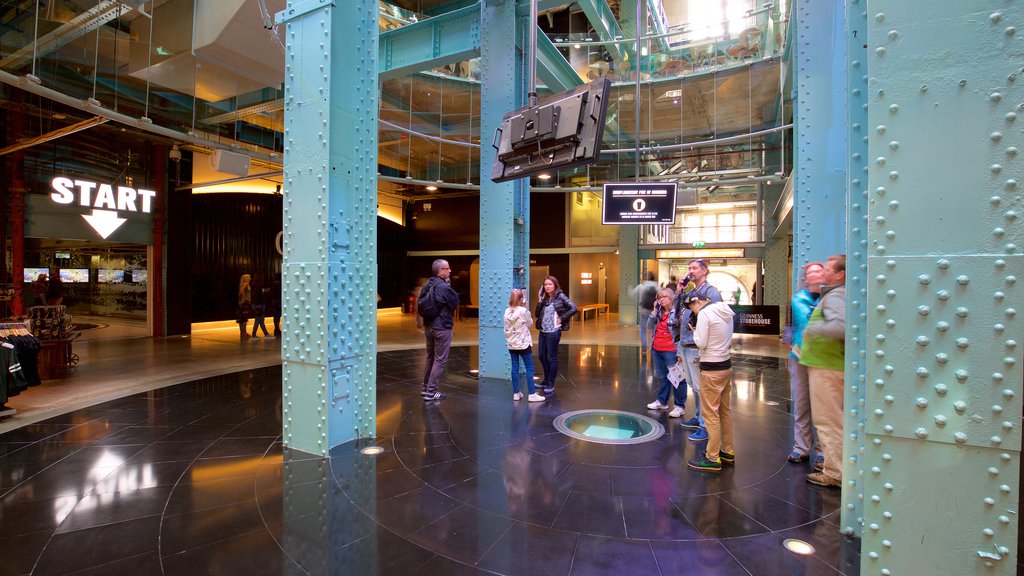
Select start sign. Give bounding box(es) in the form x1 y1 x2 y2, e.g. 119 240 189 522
50 177 157 239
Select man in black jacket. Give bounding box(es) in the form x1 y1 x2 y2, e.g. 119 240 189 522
419 259 460 401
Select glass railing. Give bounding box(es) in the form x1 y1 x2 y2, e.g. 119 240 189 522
547 11 785 84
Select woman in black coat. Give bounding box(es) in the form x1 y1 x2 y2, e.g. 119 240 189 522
534 276 577 394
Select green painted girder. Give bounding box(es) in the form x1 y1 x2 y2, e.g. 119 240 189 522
535 30 582 92
573 0 626 61
379 3 481 81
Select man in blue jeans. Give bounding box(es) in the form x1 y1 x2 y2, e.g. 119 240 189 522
672 258 722 441
419 259 460 401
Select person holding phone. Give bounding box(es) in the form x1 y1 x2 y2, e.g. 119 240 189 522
534 276 577 395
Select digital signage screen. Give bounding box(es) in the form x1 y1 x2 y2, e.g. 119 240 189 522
23 267 49 283
97 269 125 283
59 269 90 283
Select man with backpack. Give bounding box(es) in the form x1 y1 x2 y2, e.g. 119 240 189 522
418 259 461 401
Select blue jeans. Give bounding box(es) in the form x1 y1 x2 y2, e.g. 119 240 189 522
510 350 535 394
538 330 561 388
652 348 686 407
677 345 704 427
638 309 654 350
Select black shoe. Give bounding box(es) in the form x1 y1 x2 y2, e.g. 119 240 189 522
543 386 555 394
687 455 722 473
719 451 735 464
423 392 447 401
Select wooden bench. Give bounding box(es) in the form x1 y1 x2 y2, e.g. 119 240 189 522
577 303 609 324
457 304 478 320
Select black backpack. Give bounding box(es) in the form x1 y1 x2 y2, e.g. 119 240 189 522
417 283 439 320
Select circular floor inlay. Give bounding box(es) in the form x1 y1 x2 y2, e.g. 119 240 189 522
553 409 665 445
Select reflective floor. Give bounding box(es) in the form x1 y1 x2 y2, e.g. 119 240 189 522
0 344 860 575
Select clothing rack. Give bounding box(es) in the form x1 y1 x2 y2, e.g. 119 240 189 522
0 321 42 418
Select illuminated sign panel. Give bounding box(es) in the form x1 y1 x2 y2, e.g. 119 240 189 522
602 182 677 225
49 177 157 240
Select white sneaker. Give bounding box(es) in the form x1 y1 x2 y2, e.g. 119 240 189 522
668 406 685 418
513 392 523 401
527 393 546 402
647 400 668 410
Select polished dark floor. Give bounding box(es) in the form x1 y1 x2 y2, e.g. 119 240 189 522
0 345 860 575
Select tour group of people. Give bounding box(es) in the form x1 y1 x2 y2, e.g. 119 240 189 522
636 259 736 473
414 254 847 484
416 258 578 403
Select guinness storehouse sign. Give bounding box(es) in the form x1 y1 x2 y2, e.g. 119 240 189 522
50 177 157 240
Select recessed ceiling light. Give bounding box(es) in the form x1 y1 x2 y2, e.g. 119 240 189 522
538 173 551 180
783 539 815 555
574 43 581 49
426 185 437 191
360 446 384 455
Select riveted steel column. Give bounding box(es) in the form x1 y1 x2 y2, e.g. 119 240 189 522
619 225 639 326
479 0 523 379
762 234 789 309
861 1 1021 574
842 0 869 537
278 0 378 455
793 0 847 273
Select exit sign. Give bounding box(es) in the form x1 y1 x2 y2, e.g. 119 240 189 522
693 241 706 248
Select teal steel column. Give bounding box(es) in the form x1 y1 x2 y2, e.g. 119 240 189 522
762 234 789 309
277 0 379 455
861 1 1021 574
619 225 639 326
842 0 869 537
478 0 524 379
793 0 847 274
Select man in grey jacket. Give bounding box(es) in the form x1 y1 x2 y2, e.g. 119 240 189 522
419 259 460 401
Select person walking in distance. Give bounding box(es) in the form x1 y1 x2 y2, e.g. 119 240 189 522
534 276 577 395
672 258 722 441
504 288 545 403
684 293 736 473
237 274 254 340
632 271 659 356
418 259 460 402
799 254 847 488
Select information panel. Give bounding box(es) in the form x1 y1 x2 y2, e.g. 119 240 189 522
731 305 780 335
602 182 677 225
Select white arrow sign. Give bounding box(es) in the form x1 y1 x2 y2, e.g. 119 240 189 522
81 209 127 239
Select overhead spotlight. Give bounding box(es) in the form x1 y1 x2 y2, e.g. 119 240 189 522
574 43 581 49
360 446 384 455
168 144 181 161
538 173 552 180
426 185 437 191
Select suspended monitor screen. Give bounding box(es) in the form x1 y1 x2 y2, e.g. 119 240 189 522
490 78 611 183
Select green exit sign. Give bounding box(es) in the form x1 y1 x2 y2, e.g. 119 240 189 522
692 241 706 248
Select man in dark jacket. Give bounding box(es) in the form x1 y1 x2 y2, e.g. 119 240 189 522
419 259 460 401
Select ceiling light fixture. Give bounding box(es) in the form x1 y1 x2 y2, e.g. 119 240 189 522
426 185 437 191
538 173 552 180
360 446 384 455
